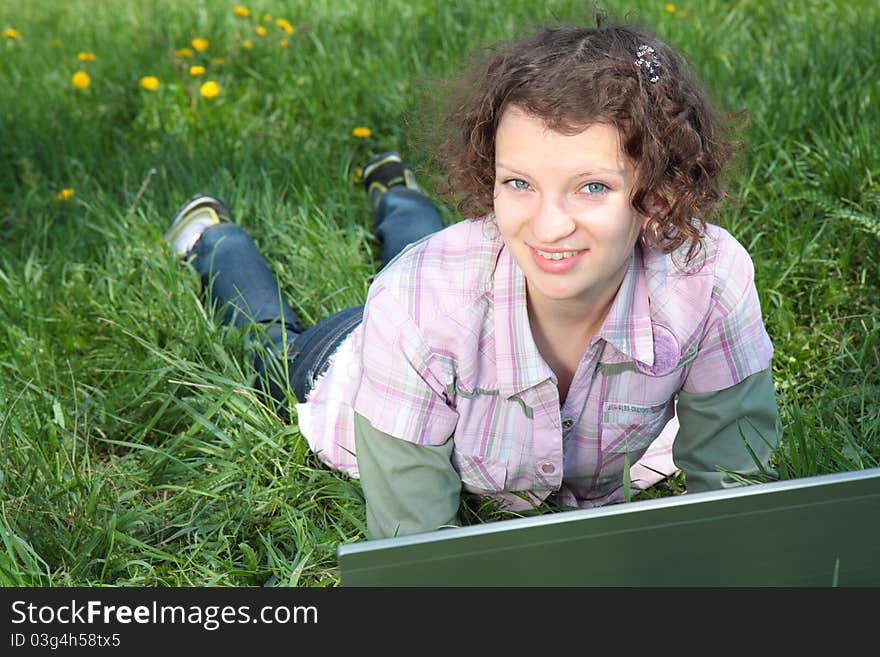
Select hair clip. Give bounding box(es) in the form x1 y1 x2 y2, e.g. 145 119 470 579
634 44 661 83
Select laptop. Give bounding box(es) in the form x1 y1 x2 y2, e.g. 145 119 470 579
337 466 880 586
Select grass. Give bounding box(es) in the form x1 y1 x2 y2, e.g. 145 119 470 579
0 0 877 586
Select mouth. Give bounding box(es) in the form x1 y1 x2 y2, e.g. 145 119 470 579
534 248 582 261
528 245 588 273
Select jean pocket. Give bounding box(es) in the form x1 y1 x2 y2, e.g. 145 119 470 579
288 305 363 401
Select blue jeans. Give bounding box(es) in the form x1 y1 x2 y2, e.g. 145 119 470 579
190 187 444 418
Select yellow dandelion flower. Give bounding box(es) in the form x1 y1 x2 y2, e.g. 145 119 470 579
349 166 363 185
3 28 21 39
279 38 289 48
71 71 91 89
276 18 293 35
211 57 225 66
189 65 206 76
677 9 687 17
174 47 193 58
665 3 676 12
56 188 75 201
242 39 254 49
139 75 160 91
200 80 219 99
77 51 96 62
233 6 251 18
262 14 272 23
256 25 267 37
352 126 371 139
191 37 208 52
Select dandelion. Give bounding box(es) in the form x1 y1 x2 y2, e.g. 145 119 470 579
352 126 371 139
211 57 226 66
189 65 205 76
256 25 266 37
677 9 687 17
77 51 96 62
262 13 272 23
279 38 289 48
664 3 676 12
3 27 20 39
276 18 294 35
56 188 75 201
192 38 208 52
200 80 219 99
233 6 251 18
349 166 363 185
242 39 254 49
139 75 159 91
174 47 194 58
71 71 90 89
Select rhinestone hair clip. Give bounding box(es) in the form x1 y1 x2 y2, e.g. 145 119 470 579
634 44 661 83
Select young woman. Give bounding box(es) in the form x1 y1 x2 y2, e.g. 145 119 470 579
165 19 779 539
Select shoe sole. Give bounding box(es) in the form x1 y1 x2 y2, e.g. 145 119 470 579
362 153 403 182
164 195 232 250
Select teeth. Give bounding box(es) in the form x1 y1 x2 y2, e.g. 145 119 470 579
536 249 580 260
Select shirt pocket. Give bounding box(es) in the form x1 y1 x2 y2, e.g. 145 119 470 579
452 453 508 494
600 401 673 455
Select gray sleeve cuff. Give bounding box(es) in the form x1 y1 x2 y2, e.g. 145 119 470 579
674 368 780 493
354 411 461 539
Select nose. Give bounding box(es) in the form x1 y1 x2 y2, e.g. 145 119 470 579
531 195 575 244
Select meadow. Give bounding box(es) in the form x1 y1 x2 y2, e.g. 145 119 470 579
0 0 877 586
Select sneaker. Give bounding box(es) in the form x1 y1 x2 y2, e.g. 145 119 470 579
164 194 232 256
362 152 420 215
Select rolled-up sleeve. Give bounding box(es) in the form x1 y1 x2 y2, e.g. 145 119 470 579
352 284 459 446
354 412 461 539
674 368 780 492
682 235 774 393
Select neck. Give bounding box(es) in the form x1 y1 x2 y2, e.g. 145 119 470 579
526 281 618 342
526 286 618 405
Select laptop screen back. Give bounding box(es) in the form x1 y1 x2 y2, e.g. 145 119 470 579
337 467 880 586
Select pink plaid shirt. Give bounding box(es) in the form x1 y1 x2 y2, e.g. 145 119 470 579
296 218 773 510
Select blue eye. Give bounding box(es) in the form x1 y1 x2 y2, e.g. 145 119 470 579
583 182 608 195
506 179 531 191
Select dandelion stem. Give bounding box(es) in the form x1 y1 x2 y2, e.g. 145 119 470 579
128 167 158 216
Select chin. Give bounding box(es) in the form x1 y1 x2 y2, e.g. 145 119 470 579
530 281 588 303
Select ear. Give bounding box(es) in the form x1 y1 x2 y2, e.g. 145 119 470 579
636 193 663 229
645 191 669 216
638 192 668 245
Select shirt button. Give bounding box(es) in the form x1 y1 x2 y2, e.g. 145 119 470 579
541 462 556 474
561 416 574 430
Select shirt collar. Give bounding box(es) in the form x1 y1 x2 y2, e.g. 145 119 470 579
493 244 656 397
594 246 656 368
493 246 554 397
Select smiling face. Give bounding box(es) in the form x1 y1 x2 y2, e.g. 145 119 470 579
493 105 647 318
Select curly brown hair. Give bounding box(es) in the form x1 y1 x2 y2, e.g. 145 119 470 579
431 18 736 260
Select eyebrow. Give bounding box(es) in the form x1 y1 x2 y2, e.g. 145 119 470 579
495 162 627 179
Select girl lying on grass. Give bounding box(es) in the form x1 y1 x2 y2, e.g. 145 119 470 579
164 16 779 539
